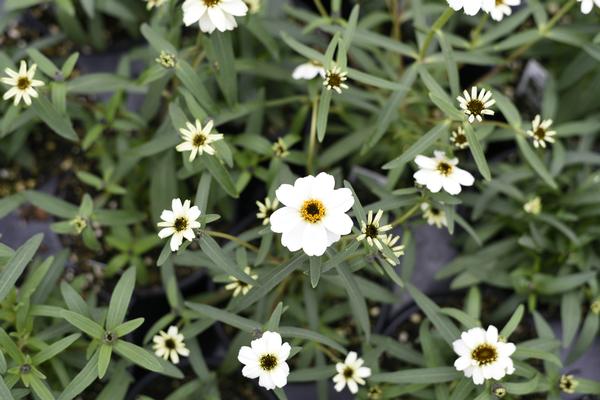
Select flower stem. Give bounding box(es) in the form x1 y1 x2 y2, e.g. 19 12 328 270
470 13 489 45
418 8 455 61
306 97 319 175
206 230 259 252
313 0 328 17
392 202 422 227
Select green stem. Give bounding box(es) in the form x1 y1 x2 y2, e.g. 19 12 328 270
542 0 577 34
418 8 455 61
306 97 319 174
392 202 422 227
470 13 489 45
313 0 328 17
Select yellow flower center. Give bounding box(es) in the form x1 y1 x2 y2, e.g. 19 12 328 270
343 367 354 378
436 162 453 176
471 343 498 366
467 99 484 116
193 134 207 147
203 0 220 6
259 354 278 371
173 217 189 232
17 77 31 90
300 199 326 223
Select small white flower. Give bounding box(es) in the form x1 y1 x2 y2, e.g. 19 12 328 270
157 198 201 251
523 196 542 215
269 172 354 257
225 266 257 297
450 126 469 149
421 203 448 228
256 197 279 225
356 209 393 250
446 0 488 16
182 0 248 33
145 0 167 10
323 66 349 94
332 351 371 394
380 234 405 266
483 0 521 21
292 61 326 80
578 0 600 14
176 120 223 162
453 325 516 385
526 115 556 149
457 87 496 123
237 331 291 390
1 61 44 107
152 326 190 364
413 151 475 195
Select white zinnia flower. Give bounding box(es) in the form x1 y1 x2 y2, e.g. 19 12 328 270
2 61 44 106
292 61 326 80
457 87 496 123
356 209 393 250
323 66 349 94
269 172 354 256
256 197 279 225
453 325 516 385
578 0 600 14
450 126 469 149
237 331 291 390
446 0 488 16
523 196 542 215
182 0 248 33
225 266 257 297
413 151 475 195
176 120 223 161
421 203 448 228
380 234 405 265
157 198 201 251
483 0 520 21
152 326 190 364
526 115 556 149
332 351 371 394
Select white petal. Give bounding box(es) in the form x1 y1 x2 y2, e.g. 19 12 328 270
280 222 305 252
322 212 353 236
454 356 472 371
242 364 260 379
269 207 300 233
442 177 462 195
414 155 436 169
237 346 258 365
485 325 498 343
275 184 302 209
324 188 354 212
301 223 328 256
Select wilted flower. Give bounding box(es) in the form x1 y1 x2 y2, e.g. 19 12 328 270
483 0 520 21
156 51 177 68
493 386 507 398
332 351 371 394
380 234 405 266
356 209 393 250
145 0 167 10
237 331 290 390
225 266 257 297
323 66 349 94
152 326 190 364
70 216 87 234
256 197 279 225
527 115 556 149
2 61 44 106
578 0 600 14
272 138 289 158
182 0 248 33
591 299 600 315
176 120 223 161
157 198 201 251
523 196 542 215
453 325 516 385
457 86 495 123
292 61 326 80
421 203 448 228
269 172 354 256
450 127 469 149
559 374 579 394
244 0 261 13
413 151 475 195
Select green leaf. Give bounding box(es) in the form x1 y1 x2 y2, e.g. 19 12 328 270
208 31 237 105
504 374 541 395
561 291 581 348
383 123 450 170
26 48 60 78
98 344 112 379
28 374 55 400
371 367 462 384
464 123 491 181
407 283 460 345
309 256 321 288
334 262 370 341
113 318 145 338
515 135 558 189
200 235 255 285
140 23 177 55
278 326 345 354
175 60 215 114
23 191 78 219
57 352 99 400
0 234 43 302
513 345 562 367
106 267 136 330
0 376 13 400
493 91 521 129
61 310 105 339
60 282 90 316
265 302 284 331
113 340 162 373
32 333 81 365
316 89 332 143
31 96 78 141
500 305 524 339
186 302 261 332
568 312 599 364
201 156 238 198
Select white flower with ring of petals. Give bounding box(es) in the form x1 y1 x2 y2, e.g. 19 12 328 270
2 61 44 106
157 198 201 251
182 0 248 33
152 326 190 364
413 151 475 195
237 331 291 390
457 87 496 123
332 351 371 394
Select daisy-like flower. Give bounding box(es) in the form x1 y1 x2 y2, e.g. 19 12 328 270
380 234 405 266
523 196 542 215
578 0 600 14
225 266 257 297
526 115 556 149
157 198 201 251
413 151 475 195
2 61 44 106
446 0 487 16
453 325 516 385
450 126 469 149
323 66 349 94
256 197 279 225
483 0 521 21
145 0 167 10
237 331 291 390
182 0 248 33
292 61 326 80
356 209 393 250
560 374 579 394
176 120 223 162
332 352 372 394
457 87 496 123
269 172 354 257
152 326 190 364
421 203 448 228
272 138 289 158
